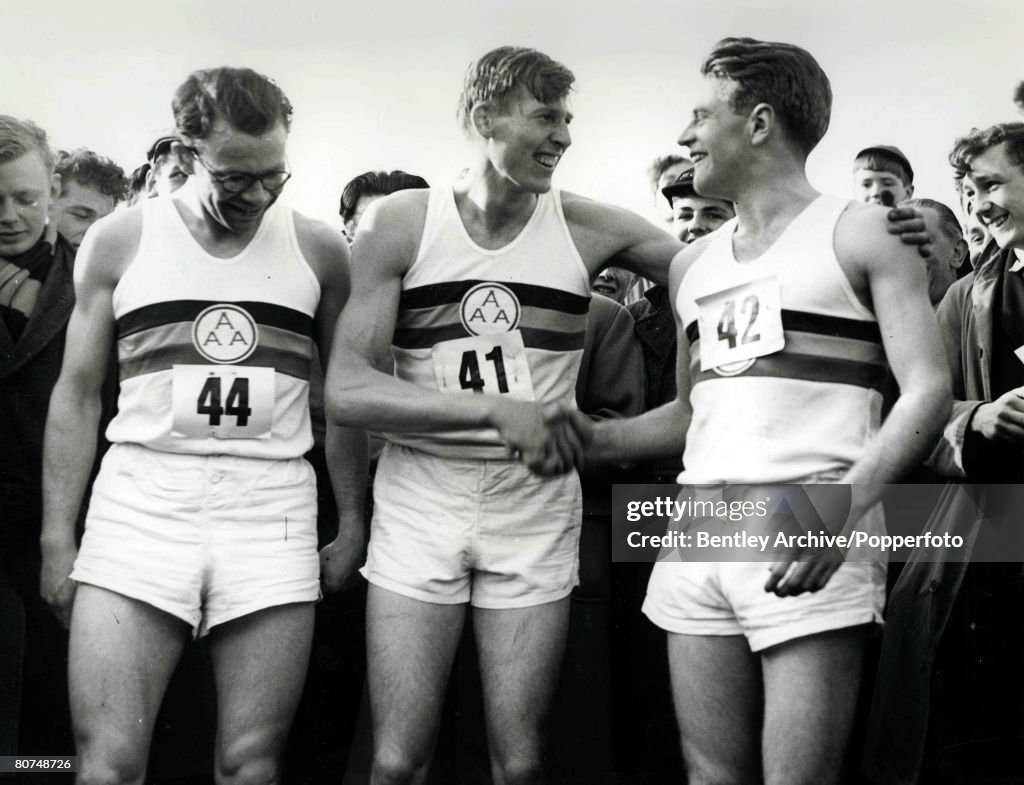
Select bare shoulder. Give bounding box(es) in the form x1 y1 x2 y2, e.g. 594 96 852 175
293 211 350 284
669 236 712 296
74 205 144 287
834 200 908 267
352 188 430 276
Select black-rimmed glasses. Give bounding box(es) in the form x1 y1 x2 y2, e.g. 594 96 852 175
189 149 291 194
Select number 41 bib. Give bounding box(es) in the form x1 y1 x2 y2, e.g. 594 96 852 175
696 276 785 372
431 330 536 400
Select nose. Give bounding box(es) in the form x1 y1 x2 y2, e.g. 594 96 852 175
677 122 696 149
0 198 18 223
597 269 614 281
551 119 571 150
239 179 273 206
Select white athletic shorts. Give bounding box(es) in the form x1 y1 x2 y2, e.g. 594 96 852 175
361 443 582 609
72 443 320 637
643 485 886 652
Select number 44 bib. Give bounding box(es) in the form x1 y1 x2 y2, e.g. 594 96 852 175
431 330 536 400
171 365 276 439
696 276 785 373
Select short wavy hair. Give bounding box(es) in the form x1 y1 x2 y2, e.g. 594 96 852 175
949 122 1024 181
0 115 54 172
701 37 832 156
173 66 294 142
339 170 429 221
458 46 575 133
55 148 128 203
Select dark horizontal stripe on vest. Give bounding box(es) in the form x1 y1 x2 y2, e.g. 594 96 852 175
400 280 590 314
118 300 314 339
691 352 888 391
685 309 882 345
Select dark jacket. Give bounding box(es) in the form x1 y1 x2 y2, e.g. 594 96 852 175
1 236 77 557
863 242 1016 785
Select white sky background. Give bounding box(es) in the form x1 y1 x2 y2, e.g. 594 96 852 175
3 0 1022 230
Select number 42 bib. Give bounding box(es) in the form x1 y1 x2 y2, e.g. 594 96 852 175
696 276 785 373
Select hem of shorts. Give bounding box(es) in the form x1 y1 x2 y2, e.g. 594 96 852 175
71 572 200 632
363 571 575 610
748 608 883 652
642 603 744 638
201 589 319 637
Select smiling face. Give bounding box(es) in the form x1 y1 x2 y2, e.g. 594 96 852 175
964 142 1024 251
187 120 289 236
677 76 749 202
591 266 633 303
483 88 572 194
670 194 734 243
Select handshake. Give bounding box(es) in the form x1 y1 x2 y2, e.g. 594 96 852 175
492 398 595 477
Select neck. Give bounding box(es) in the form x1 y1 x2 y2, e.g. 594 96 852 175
455 162 540 238
730 157 818 238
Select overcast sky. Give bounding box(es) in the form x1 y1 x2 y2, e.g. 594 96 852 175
4 0 1021 229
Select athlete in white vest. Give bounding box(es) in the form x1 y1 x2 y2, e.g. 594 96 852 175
325 46 685 785
584 38 951 785
40 67 362 785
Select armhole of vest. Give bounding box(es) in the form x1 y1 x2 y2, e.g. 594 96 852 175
406 187 443 282
829 197 878 322
552 190 593 294
112 199 154 311
285 208 323 302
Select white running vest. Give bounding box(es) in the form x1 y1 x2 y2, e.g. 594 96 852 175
106 187 321 459
676 194 888 484
388 187 591 458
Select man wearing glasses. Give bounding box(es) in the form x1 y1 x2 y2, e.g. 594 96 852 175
40 66 363 785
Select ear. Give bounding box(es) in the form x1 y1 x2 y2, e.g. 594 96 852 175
748 103 774 146
49 172 62 202
905 183 915 199
471 102 495 139
952 237 969 269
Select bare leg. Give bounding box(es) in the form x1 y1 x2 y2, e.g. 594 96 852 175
473 598 570 785
667 633 762 785
207 602 315 785
761 627 866 785
366 586 465 785
69 585 188 785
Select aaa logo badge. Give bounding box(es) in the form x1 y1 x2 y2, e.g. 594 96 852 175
192 304 258 364
459 283 521 335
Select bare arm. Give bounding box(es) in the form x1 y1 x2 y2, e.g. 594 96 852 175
40 214 135 625
561 193 685 287
296 215 367 593
325 194 580 476
585 242 703 463
766 206 952 596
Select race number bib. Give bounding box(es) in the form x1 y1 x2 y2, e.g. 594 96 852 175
171 365 275 439
696 276 785 372
431 330 536 400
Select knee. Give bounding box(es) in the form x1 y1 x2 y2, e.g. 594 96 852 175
216 733 283 785
492 754 543 785
371 747 430 785
683 760 755 785
74 740 146 785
